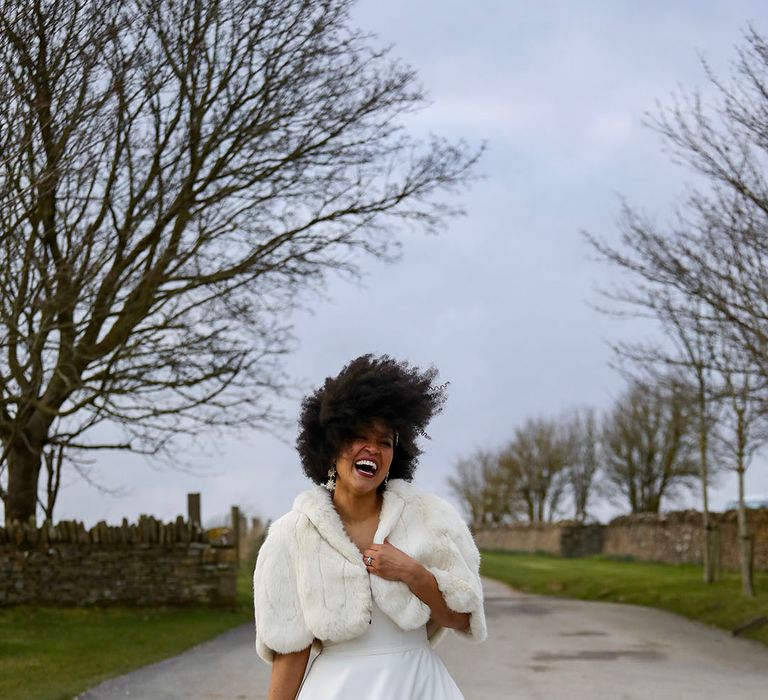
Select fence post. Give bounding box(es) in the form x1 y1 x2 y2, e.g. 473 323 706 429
231 505 240 562
188 493 201 528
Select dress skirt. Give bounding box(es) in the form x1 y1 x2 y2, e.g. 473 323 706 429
296 602 466 699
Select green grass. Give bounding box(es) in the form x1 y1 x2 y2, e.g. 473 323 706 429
0 562 255 700
7 553 765 699
481 551 768 647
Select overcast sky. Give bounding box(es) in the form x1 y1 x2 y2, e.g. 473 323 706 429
47 0 768 528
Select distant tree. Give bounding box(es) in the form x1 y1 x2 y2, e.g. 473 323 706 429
651 303 721 581
448 449 522 529
494 445 530 522
563 408 600 522
448 453 488 529
595 296 723 581
503 417 571 523
0 0 478 524
710 336 768 596
601 377 698 513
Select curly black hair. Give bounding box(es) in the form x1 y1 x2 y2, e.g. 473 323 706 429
296 354 447 487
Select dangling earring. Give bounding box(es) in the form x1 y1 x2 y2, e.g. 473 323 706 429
384 470 390 485
325 463 336 492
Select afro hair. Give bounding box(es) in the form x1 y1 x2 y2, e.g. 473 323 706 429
296 354 447 487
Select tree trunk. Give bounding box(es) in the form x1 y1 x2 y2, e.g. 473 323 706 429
711 525 721 581
647 492 662 513
738 534 754 597
5 440 44 526
524 495 534 523
701 516 714 583
42 446 64 522
737 466 755 597
698 400 714 584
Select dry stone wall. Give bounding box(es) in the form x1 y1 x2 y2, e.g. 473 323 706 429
603 509 768 570
474 509 768 570
474 521 604 558
474 522 562 555
0 515 237 606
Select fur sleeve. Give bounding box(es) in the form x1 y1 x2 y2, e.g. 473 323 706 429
421 493 487 643
253 514 314 663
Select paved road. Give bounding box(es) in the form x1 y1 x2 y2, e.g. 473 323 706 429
78 578 768 700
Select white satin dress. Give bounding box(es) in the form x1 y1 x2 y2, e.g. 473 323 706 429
296 601 466 699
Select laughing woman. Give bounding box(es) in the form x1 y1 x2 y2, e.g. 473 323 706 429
253 355 486 700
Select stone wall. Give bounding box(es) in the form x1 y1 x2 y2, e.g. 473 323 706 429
603 509 768 571
475 509 768 570
560 523 605 558
474 522 562 555
474 521 604 558
0 515 238 606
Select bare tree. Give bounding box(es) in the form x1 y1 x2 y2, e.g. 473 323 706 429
0 0 478 524
448 453 488 530
601 377 698 513
502 417 571 523
710 336 768 596
585 26 768 403
448 449 522 529
495 446 530 522
599 296 723 581
563 407 600 522
451 411 603 527
654 304 721 581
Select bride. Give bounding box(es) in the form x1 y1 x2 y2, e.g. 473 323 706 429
253 355 486 699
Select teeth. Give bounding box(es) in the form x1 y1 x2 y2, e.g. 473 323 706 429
355 459 378 472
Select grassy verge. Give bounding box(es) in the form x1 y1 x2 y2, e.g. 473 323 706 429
481 550 768 647
0 561 255 700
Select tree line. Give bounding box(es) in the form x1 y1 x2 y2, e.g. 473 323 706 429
449 374 701 528
451 364 765 599
454 26 768 598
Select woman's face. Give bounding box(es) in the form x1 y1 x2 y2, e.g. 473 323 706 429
334 419 395 497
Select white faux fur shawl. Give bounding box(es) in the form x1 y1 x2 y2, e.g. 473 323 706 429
252 478 487 663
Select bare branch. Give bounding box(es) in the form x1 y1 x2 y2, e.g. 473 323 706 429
0 0 479 523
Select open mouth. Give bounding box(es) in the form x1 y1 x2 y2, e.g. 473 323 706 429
354 459 378 478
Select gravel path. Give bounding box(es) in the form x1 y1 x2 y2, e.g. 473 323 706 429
78 578 768 699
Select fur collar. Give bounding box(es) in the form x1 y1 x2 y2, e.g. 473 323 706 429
292 479 410 565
